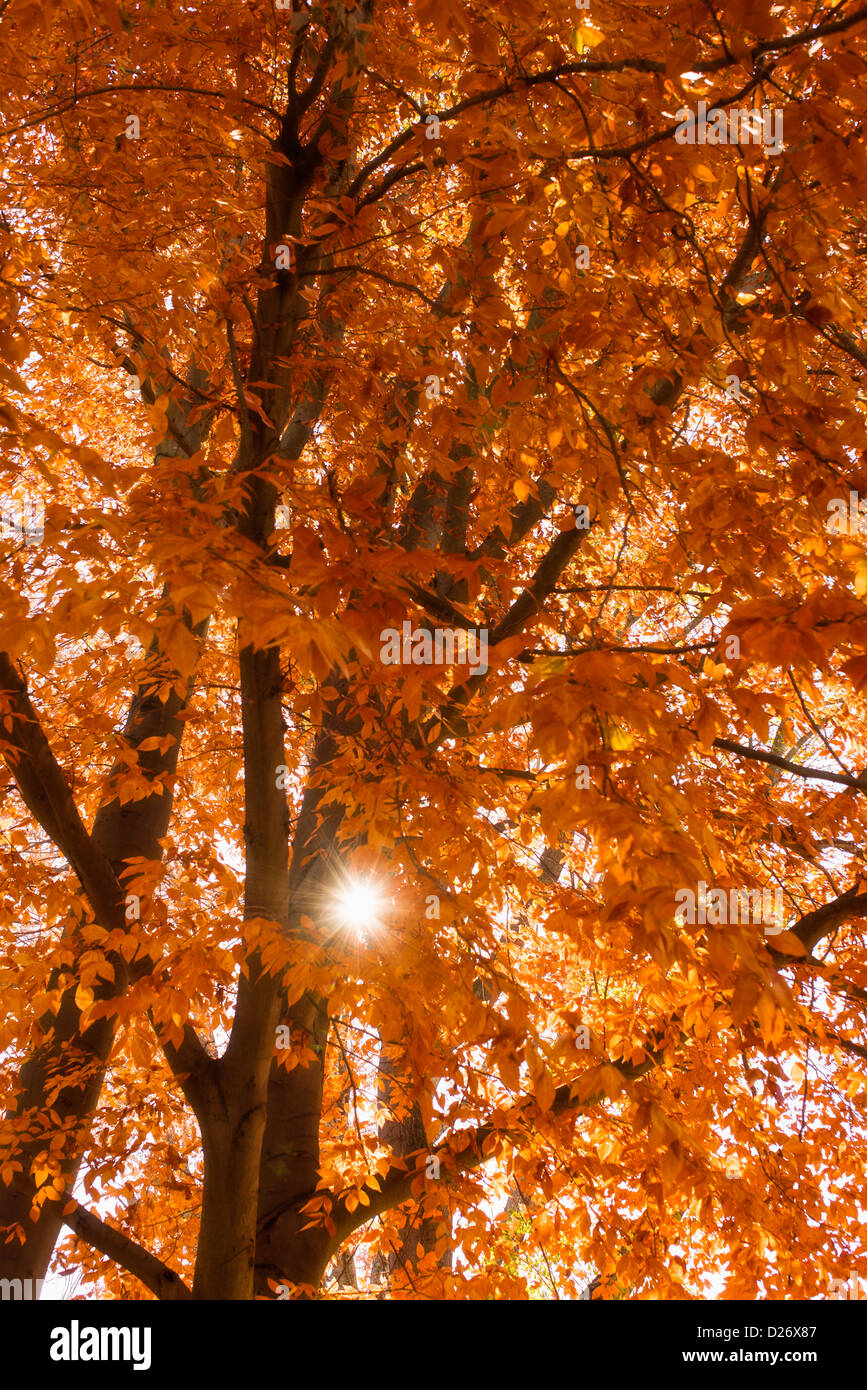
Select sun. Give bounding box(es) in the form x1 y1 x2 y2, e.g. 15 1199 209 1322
332 878 384 934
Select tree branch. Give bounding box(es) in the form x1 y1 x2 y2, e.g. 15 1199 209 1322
776 886 867 957
0 653 127 931
330 1046 663 1245
61 1200 192 1300
713 737 867 792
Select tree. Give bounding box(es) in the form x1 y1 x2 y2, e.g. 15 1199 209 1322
1 0 867 1301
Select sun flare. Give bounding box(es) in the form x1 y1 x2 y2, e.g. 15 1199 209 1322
332 879 384 933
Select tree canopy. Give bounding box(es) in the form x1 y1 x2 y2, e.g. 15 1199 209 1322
1 0 867 1301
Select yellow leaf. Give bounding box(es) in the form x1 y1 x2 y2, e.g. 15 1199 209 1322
535 1069 556 1113
757 987 776 1043
608 724 634 751
161 618 199 678
598 1065 625 1098
575 22 605 49
74 984 94 1011
660 1144 685 1187
128 1029 151 1069
769 931 807 957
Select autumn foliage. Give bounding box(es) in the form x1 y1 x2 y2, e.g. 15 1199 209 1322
0 0 866 1301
